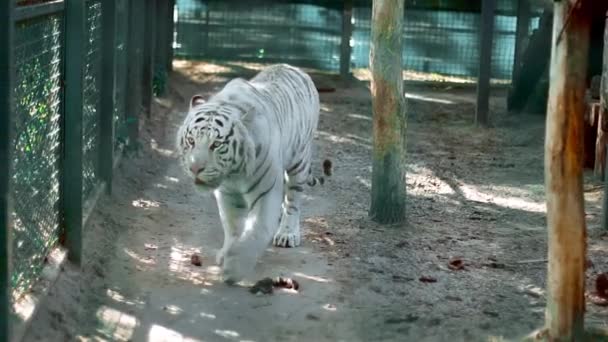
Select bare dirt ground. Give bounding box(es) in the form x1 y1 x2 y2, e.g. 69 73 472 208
23 60 608 342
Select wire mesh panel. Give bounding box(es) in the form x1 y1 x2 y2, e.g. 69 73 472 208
83 0 102 200
175 0 546 81
11 12 63 298
174 0 343 71
114 0 129 154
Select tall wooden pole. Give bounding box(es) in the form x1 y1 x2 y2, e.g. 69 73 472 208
544 0 591 339
369 0 407 224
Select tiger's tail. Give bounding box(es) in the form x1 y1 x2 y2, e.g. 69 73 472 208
307 159 332 187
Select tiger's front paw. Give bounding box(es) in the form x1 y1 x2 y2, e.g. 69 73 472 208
215 248 226 266
221 251 256 284
273 230 301 248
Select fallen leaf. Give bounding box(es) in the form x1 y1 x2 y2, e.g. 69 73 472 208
596 273 608 297
448 258 465 271
419 276 437 283
190 254 202 267
144 243 158 250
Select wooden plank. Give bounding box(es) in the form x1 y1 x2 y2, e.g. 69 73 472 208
543 0 591 339
100 0 117 194
512 0 530 81
340 0 353 78
475 0 496 126
0 0 14 339
369 0 406 224
62 0 86 265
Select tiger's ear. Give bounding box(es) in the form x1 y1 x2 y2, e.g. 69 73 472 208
190 95 205 109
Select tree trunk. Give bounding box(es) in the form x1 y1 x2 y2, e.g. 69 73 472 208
369 0 406 224
544 1 591 340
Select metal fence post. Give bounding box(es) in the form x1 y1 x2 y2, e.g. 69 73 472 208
0 0 14 339
340 0 353 79
142 0 157 117
155 0 168 82
63 0 86 265
126 0 143 147
475 0 496 127
167 0 175 72
100 0 117 194
512 0 530 82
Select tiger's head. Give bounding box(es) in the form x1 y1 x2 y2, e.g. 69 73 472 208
176 95 256 190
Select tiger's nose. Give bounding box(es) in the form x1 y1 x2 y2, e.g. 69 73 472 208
190 165 205 175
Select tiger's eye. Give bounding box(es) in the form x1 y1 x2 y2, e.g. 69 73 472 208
210 141 222 150
187 137 195 146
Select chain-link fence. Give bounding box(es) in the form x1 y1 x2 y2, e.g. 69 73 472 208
1 1 174 336
174 0 546 82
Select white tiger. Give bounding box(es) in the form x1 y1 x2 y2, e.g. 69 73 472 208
176 64 325 283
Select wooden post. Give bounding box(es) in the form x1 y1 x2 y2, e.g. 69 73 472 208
512 0 530 81
0 0 13 339
369 0 407 224
63 0 86 265
543 0 591 339
601 11 608 230
340 0 353 78
100 0 117 194
476 0 496 127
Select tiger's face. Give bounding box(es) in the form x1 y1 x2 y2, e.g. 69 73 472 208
177 95 254 190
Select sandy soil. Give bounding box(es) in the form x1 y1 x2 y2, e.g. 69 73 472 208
22 60 608 342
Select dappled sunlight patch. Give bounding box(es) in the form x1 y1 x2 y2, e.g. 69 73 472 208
347 113 371 122
459 184 545 213
149 324 201 342
124 248 156 266
150 138 175 157
165 176 180 183
320 104 333 112
322 303 337 311
405 92 455 105
154 183 169 189
95 306 138 342
214 329 240 339
132 199 161 210
200 312 216 320
293 272 332 283
406 165 456 196
166 244 208 285
163 304 183 315
317 130 371 149
106 288 145 308
356 176 370 189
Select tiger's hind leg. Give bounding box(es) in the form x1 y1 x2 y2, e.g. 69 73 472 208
273 159 310 248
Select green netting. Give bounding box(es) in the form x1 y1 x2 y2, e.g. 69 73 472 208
114 0 129 153
83 0 103 200
174 0 343 71
175 0 545 80
11 13 63 298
